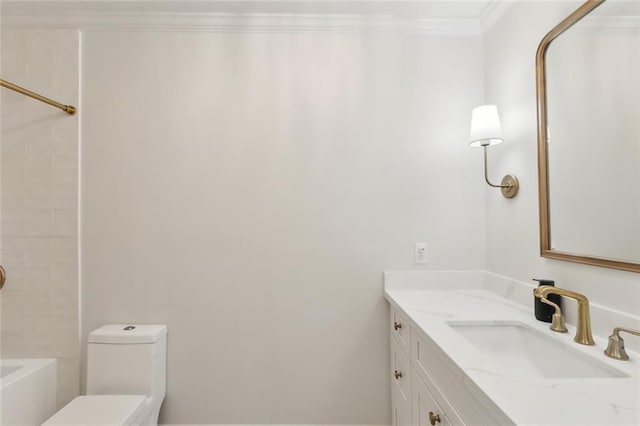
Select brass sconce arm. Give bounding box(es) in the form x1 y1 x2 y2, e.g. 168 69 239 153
482 146 519 198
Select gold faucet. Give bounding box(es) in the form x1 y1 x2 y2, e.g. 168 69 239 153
533 285 595 345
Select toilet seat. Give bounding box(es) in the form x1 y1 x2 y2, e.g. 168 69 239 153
42 395 147 425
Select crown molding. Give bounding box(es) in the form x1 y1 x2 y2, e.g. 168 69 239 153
0 1 492 35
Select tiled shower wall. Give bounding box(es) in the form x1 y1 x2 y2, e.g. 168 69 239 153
0 29 80 407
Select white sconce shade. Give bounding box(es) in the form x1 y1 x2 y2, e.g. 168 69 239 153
469 104 503 147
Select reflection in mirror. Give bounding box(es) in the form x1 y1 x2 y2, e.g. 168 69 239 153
537 0 640 272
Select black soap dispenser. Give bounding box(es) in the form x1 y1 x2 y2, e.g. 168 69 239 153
533 279 562 323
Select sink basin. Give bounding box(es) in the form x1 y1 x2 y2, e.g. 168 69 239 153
448 321 628 379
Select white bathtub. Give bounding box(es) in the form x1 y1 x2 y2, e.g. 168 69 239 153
0 359 57 426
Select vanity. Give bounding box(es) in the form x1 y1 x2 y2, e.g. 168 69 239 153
385 2 640 423
385 271 640 426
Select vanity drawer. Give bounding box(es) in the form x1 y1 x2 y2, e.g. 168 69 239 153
390 307 411 356
412 368 462 426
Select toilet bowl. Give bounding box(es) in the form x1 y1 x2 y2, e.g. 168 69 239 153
43 324 167 426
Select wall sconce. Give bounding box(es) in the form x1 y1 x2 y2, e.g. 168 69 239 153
469 105 519 198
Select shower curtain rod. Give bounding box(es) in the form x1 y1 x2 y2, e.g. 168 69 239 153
0 78 76 115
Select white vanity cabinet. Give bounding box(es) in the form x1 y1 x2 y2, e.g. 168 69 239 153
385 273 640 425
390 309 411 426
412 369 457 426
389 306 509 426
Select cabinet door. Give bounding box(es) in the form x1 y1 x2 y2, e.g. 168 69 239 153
391 336 411 426
412 370 459 426
392 380 411 426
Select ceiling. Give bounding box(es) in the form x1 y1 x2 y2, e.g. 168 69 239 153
1 1 498 19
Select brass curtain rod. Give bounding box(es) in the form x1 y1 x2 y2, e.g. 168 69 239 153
0 78 76 115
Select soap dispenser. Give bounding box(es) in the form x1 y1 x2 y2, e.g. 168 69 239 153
533 279 562 323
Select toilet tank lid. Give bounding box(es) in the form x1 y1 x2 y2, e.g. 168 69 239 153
89 324 167 344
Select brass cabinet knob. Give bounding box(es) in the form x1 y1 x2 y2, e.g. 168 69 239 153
394 321 402 330
394 370 402 380
0 265 5 290
428 411 441 425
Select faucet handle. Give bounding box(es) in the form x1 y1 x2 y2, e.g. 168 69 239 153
540 297 568 333
604 327 640 361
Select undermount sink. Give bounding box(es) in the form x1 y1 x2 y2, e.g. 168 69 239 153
448 321 628 379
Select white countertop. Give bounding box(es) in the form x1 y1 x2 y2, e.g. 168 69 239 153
385 273 640 426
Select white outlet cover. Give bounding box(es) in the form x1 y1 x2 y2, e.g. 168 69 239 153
415 243 428 264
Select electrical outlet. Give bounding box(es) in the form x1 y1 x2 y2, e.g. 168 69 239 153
414 243 428 264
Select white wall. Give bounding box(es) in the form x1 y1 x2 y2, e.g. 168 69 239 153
484 3 640 322
0 29 80 407
80 30 485 424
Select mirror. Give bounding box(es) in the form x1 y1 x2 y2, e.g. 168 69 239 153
536 0 640 273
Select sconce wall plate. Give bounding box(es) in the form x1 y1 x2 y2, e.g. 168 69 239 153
500 175 519 198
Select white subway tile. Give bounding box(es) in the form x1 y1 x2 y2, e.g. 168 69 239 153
51 249 77 264
18 264 51 279
1 156 25 181
24 304 53 317
2 192 27 209
0 304 24 317
49 316 78 332
24 248 53 264
2 236 52 250
1 331 24 347
52 237 77 250
21 332 52 346
0 316 28 331
24 156 54 180
52 193 77 210
21 342 51 357
24 277 76 291
53 155 77 170
1 28 79 409
1 249 26 264
52 336 80 357
22 290 52 307
2 138 27 159
26 137 55 157
50 305 77 318
51 209 77 235
1 343 25 358
51 263 77 278
52 290 78 306
0 289 26 306
0 276 25 291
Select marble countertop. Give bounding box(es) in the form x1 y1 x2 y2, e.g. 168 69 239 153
385 275 640 425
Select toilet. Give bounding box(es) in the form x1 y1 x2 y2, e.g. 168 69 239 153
43 324 167 426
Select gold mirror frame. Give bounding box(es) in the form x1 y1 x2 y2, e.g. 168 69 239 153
536 0 640 273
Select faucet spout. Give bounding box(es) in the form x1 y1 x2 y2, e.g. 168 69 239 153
533 285 595 345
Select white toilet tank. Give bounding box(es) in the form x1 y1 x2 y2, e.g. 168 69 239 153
87 324 167 423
